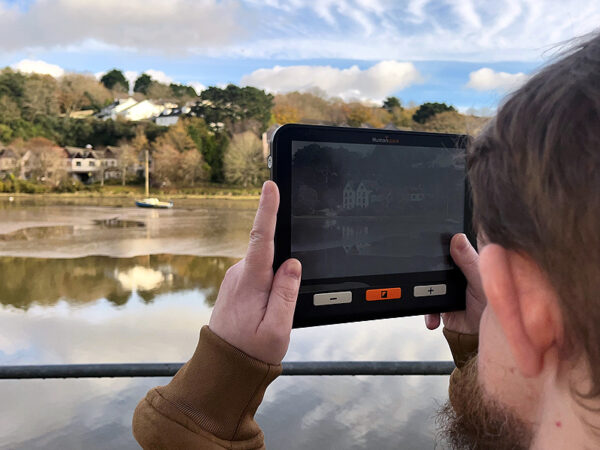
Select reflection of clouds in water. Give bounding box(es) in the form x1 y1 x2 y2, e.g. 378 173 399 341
288 316 452 362
0 291 212 363
0 291 453 449
116 266 165 291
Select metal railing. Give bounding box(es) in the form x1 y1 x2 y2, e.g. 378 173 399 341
0 361 455 379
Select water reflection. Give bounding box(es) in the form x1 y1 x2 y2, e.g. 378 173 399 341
0 198 456 449
0 255 237 309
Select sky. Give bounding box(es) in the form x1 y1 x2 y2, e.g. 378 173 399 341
2 0 599 113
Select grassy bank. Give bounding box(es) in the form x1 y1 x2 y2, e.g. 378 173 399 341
0 184 262 200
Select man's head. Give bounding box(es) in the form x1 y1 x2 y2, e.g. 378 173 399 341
441 33 600 448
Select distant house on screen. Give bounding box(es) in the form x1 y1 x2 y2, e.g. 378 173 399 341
343 180 389 209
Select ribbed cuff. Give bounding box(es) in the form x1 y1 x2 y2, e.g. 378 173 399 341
154 325 282 442
443 327 479 369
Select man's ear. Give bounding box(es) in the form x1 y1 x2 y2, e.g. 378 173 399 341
479 244 563 377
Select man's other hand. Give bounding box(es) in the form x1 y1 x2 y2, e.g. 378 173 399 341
209 181 301 365
424 233 486 335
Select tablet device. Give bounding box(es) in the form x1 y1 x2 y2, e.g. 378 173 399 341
270 124 473 328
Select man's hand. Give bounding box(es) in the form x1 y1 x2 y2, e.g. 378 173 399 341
424 233 486 335
209 181 301 365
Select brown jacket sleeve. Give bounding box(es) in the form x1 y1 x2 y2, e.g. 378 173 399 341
132 326 281 449
443 327 479 408
443 327 479 369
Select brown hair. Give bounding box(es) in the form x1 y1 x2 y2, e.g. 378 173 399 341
467 33 600 401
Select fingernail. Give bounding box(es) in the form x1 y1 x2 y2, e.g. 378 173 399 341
286 259 302 280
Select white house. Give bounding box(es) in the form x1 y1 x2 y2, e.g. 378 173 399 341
119 99 165 121
97 98 166 122
155 106 191 127
64 145 100 181
97 98 138 120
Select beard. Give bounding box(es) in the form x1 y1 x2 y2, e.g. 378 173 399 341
436 356 533 450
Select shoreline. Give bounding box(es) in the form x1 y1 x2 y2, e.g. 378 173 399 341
0 191 261 201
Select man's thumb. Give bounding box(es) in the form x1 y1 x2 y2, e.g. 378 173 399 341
262 259 301 333
450 233 480 287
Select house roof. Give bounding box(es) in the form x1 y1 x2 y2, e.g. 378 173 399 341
64 146 97 159
357 180 379 191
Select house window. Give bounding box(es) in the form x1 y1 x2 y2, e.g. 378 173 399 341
76 161 81 167
89 161 95 167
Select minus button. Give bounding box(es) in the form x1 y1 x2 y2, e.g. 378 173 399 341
313 291 352 306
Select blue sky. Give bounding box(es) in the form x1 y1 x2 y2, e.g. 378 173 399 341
1 0 599 112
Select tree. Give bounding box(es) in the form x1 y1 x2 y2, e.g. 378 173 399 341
59 74 112 116
191 84 274 133
185 117 228 182
153 121 196 153
382 96 401 111
345 103 375 127
152 144 181 186
418 111 467 133
170 83 197 99
116 143 138 185
100 69 129 92
412 102 456 124
22 74 59 120
0 95 21 123
0 69 26 106
224 131 266 187
22 137 67 185
181 149 207 186
134 74 153 95
273 104 300 124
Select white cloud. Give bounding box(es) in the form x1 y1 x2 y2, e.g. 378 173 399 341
241 61 422 102
124 70 139 90
1 1 599 61
466 67 530 92
226 0 600 62
10 59 64 77
145 69 173 85
0 0 247 53
188 82 206 94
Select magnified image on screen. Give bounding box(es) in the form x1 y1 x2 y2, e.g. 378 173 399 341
290 141 465 280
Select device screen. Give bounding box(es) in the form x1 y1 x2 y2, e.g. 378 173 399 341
291 140 465 280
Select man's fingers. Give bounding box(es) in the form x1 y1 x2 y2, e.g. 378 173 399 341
245 181 279 272
261 259 301 336
450 233 483 292
425 314 441 330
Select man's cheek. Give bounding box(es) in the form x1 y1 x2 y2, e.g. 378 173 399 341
477 306 502 395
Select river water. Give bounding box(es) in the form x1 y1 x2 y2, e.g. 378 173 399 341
0 196 455 449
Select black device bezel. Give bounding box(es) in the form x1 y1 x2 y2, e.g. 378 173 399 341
270 124 474 328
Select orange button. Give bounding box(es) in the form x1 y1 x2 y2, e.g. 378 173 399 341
366 288 401 301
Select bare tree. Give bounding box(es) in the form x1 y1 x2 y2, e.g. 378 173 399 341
22 74 60 120
116 143 138 186
224 132 266 187
152 144 182 186
181 149 206 187
23 137 67 185
59 74 113 117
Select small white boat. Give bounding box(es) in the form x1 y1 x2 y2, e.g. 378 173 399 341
135 150 173 209
135 198 173 209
